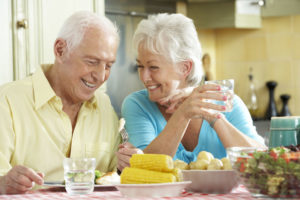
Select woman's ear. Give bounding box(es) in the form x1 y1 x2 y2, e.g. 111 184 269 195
54 38 67 61
180 60 193 78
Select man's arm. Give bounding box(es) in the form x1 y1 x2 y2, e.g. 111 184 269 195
0 94 44 194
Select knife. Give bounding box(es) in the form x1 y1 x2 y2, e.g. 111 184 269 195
43 181 64 186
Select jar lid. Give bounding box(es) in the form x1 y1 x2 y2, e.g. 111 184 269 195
270 116 300 129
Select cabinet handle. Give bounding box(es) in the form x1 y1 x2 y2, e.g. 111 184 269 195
251 0 265 7
16 19 28 29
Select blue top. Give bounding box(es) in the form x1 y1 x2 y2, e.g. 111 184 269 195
121 89 264 163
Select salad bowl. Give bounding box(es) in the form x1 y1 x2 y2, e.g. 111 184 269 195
227 146 300 198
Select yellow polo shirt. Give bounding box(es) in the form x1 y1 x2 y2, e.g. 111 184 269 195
0 65 121 182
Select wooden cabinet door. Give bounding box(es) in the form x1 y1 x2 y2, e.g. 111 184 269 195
0 0 104 84
0 0 13 85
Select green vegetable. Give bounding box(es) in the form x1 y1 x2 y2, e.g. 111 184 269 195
94 170 104 183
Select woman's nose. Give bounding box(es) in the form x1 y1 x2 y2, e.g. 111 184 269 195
140 68 151 81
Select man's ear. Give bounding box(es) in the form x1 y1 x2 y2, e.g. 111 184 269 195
180 60 193 78
54 38 67 60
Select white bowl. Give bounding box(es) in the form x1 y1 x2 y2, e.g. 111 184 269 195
182 170 239 194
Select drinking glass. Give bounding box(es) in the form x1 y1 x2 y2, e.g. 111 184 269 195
63 157 96 195
205 79 234 112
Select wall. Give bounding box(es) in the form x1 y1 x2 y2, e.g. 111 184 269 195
198 29 217 81
199 15 300 118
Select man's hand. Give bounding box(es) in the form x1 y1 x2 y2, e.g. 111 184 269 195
0 165 44 194
116 142 143 172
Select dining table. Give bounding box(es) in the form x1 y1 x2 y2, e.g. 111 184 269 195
0 184 266 200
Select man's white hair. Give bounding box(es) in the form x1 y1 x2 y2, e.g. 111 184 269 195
133 13 203 86
57 11 119 52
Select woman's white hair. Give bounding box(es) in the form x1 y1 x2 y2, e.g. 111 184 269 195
133 13 203 86
57 11 119 53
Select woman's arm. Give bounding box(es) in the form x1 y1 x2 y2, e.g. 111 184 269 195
143 84 225 157
213 116 266 148
213 96 266 148
121 91 194 158
143 109 191 156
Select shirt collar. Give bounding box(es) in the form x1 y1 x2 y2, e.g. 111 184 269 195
32 64 99 110
32 64 56 110
83 95 98 110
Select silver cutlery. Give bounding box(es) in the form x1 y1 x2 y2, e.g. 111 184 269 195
119 118 129 144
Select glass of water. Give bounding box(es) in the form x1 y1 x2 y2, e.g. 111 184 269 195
205 79 234 112
63 157 96 195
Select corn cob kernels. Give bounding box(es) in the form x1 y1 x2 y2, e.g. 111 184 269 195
172 168 183 182
130 154 174 172
121 167 176 184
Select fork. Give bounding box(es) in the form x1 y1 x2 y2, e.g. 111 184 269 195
119 118 129 144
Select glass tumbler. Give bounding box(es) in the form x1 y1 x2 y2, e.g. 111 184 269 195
205 79 234 112
63 157 96 195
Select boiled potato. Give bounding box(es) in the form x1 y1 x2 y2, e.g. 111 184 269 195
197 151 214 163
189 159 210 170
174 160 189 170
207 158 223 170
221 157 232 170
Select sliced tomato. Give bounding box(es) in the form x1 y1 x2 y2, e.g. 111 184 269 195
280 153 290 163
236 157 248 172
269 150 278 160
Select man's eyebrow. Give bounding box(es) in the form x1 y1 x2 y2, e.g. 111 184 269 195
84 56 115 64
136 59 156 64
84 56 99 60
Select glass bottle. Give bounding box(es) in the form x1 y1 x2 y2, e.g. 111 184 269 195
246 67 258 118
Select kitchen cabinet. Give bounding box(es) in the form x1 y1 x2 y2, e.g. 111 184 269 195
0 0 104 85
186 0 262 29
0 0 13 85
261 0 300 17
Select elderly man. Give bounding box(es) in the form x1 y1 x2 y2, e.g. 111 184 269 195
0 11 121 194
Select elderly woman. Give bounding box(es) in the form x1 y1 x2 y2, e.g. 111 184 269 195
116 13 265 171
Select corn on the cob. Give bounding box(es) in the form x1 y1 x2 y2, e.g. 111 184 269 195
121 167 176 184
172 168 183 182
130 154 174 172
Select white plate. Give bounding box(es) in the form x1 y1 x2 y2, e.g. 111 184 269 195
115 181 191 198
43 182 115 188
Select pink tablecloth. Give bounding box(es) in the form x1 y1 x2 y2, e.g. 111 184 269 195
0 185 261 200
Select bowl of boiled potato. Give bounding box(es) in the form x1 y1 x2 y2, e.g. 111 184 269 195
177 151 239 194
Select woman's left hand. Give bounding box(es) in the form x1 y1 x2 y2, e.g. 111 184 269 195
158 87 194 114
116 142 143 171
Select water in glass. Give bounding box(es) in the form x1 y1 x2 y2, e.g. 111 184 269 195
63 158 95 195
64 169 94 195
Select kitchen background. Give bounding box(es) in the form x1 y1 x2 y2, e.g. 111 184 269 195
1 0 300 120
